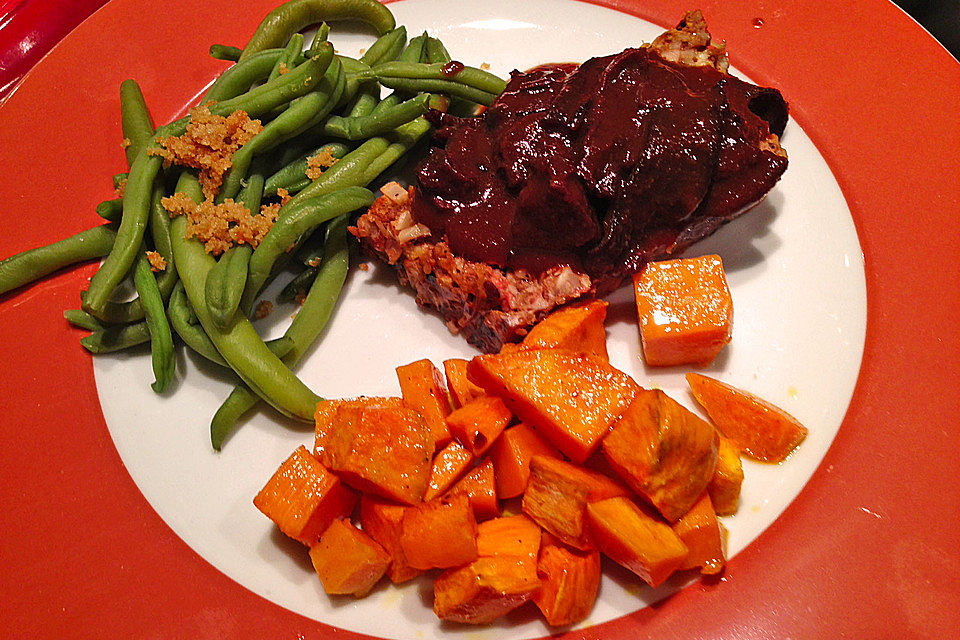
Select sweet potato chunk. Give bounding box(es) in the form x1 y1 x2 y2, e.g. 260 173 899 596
633 255 732 366
671 493 725 575
519 300 610 361
468 349 639 462
709 435 744 515
602 389 718 522
400 493 478 570
444 358 486 408
397 359 453 447
359 496 422 583
309 519 390 597
446 395 513 457
424 441 475 502
489 423 561 499
445 458 499 521
586 496 688 587
522 456 630 550
433 515 541 624
254 446 358 545
687 373 808 463
314 397 434 505
533 533 602 626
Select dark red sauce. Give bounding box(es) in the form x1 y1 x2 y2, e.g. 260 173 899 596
413 48 788 292
440 60 464 77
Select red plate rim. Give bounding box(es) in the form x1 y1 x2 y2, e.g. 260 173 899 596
1 0 958 637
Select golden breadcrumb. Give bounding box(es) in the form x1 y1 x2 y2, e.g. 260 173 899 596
151 105 263 200
305 148 338 180
480 62 491 70
307 257 322 267
121 137 131 149
357 262 369 271
254 300 273 319
115 178 127 198
294 292 308 306
161 192 279 256
277 62 290 75
145 251 167 272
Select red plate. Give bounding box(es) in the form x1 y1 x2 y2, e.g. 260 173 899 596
1 0 958 637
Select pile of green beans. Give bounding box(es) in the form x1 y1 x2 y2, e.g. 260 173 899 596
0 0 507 449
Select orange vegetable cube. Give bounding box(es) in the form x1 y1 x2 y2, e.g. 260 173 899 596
400 493 478 570
709 435 744 515
519 300 610 361
423 441 475 502
533 533 602 626
309 519 390 597
489 423 561 499
433 515 541 624
633 255 732 366
444 358 486 408
671 493 726 575
586 496 688 588
687 373 808 463
359 496 422 583
522 455 630 551
468 349 639 462
446 395 513 457
445 458 499 521
253 446 358 546
397 359 453 448
602 389 719 522
314 397 434 505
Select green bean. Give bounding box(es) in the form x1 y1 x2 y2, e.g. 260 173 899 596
337 56 373 75
323 92 429 140
278 264 319 303
203 48 283 103
211 215 349 450
310 22 331 50
345 83 379 118
268 33 304 83
370 92 401 115
424 36 451 64
210 44 243 61
170 173 319 420
80 321 151 353
96 198 123 222
205 174 263 328
64 309 111 332
168 281 228 366
133 247 175 392
240 0 395 60
241 187 373 312
0 224 116 296
400 31 429 63
360 26 406 66
120 80 154 168
367 61 505 105
264 142 350 195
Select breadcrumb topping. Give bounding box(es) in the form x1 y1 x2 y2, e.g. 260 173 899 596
305 148 338 180
115 178 127 198
277 62 290 75
161 192 279 256
254 300 273 319
151 105 263 200
121 137 131 149
145 251 167 272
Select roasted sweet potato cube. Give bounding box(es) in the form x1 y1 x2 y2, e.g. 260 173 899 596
314 397 434 505
359 496 422 583
686 373 808 463
476 515 541 561
445 458 499 521
254 446 358 545
672 493 726 575
709 435 744 515
586 496 688 587
519 300 610 361
489 423 561 499
533 533 602 626
309 519 390 597
446 395 513 457
400 493 478 570
468 349 639 462
602 388 718 522
397 359 453 447
522 456 630 550
444 358 486 408
434 556 541 624
424 441 475 502
633 255 732 367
